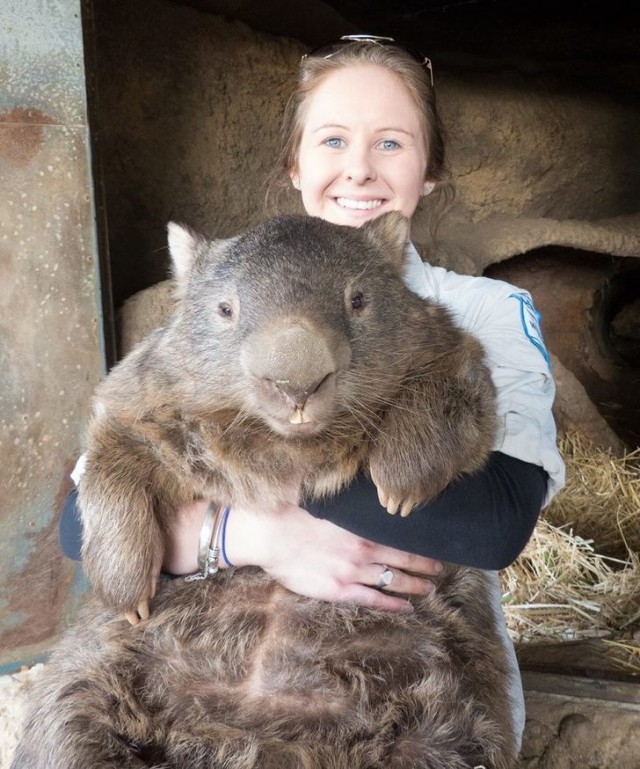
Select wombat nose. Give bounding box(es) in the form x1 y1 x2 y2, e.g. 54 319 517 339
272 373 332 409
246 324 339 397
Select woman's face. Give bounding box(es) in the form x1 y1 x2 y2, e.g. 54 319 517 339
291 64 428 227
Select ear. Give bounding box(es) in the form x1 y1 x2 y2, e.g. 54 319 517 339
167 221 211 303
422 180 436 196
168 222 237 302
167 222 200 282
360 212 410 270
289 169 301 190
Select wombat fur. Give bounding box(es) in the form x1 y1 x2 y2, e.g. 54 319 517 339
12 213 517 768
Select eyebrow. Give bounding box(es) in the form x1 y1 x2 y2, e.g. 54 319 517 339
312 123 348 133
378 127 415 136
312 123 416 136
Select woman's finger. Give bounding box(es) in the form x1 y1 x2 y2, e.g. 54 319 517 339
361 564 435 596
364 545 444 578
341 583 415 614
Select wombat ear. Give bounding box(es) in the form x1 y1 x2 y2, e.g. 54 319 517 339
167 222 210 302
167 222 200 282
360 212 410 269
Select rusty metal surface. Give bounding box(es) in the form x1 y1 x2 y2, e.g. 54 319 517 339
0 0 105 672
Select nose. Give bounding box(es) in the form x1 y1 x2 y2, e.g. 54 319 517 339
344 142 376 184
272 372 332 410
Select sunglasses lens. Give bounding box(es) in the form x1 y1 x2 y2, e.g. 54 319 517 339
303 36 433 85
339 35 396 44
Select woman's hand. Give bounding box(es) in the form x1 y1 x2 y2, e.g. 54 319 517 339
247 503 441 612
209 501 442 613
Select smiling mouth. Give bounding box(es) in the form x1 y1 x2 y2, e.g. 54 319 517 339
336 198 385 211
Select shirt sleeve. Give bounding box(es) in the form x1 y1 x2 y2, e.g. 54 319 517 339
59 487 83 561
306 452 547 570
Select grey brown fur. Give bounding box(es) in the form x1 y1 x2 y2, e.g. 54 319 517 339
12 213 516 768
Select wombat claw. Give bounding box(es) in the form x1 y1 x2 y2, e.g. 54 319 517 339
125 599 149 626
375 483 416 518
124 573 158 626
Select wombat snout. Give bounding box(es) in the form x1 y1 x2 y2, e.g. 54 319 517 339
267 371 333 409
241 321 350 436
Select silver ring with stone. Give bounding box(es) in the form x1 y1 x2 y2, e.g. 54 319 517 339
376 565 394 589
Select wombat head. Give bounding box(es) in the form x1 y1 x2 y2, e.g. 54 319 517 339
166 212 423 438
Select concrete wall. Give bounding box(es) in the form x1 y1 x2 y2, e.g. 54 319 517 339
0 0 104 671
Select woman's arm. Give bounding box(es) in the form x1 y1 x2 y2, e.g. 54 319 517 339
306 452 547 571
58 488 444 613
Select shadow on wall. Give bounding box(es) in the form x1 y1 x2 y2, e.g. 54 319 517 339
485 248 640 449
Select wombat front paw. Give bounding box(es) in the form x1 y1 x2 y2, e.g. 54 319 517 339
91 554 162 625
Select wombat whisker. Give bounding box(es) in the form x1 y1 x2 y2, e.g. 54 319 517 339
348 410 378 438
321 401 379 440
343 386 426 432
341 389 385 418
343 401 391 439
382 347 454 372
400 360 454 380
221 406 257 435
342 381 417 416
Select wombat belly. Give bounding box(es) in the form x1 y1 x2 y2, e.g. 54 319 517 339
33 567 514 768
99 568 510 760
140 571 432 733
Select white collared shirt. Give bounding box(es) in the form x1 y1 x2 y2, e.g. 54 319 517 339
404 243 565 505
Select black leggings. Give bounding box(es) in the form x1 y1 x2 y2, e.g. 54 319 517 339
59 451 547 571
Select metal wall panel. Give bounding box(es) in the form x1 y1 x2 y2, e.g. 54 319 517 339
0 0 104 671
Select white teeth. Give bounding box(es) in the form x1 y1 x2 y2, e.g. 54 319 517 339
336 198 383 210
289 407 311 425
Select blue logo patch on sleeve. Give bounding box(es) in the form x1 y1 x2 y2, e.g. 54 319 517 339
509 293 551 368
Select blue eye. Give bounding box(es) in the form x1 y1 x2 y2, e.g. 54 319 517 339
324 137 343 148
379 139 400 150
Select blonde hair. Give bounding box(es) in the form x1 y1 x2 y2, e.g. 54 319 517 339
269 41 448 204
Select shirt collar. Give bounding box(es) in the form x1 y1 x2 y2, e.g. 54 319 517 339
402 242 428 295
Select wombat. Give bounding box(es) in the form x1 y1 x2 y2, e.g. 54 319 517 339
12 212 517 769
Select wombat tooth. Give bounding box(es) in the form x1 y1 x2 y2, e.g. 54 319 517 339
289 409 303 424
289 408 310 425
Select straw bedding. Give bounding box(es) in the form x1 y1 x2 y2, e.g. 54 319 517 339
501 432 640 671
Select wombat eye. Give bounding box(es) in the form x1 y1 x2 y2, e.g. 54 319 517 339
350 292 365 311
218 302 233 319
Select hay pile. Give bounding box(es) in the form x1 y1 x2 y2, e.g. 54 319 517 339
0 664 45 769
501 433 640 668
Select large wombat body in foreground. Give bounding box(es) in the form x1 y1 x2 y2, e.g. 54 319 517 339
12 213 517 768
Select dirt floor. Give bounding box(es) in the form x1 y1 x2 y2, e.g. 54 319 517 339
520 690 640 768
2 664 639 768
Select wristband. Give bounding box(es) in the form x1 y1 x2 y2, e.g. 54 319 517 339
197 501 218 570
185 502 225 582
221 506 234 568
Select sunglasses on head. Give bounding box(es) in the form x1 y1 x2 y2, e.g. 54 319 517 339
302 35 434 87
